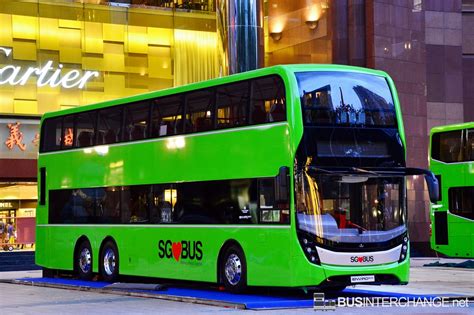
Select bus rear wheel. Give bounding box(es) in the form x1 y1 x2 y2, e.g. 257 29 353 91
100 240 119 282
220 245 247 293
75 240 93 280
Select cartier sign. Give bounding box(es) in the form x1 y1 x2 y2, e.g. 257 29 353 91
0 47 99 89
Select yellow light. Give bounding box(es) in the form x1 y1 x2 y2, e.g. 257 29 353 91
164 189 177 207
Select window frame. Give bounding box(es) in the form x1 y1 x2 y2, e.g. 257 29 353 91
40 74 287 153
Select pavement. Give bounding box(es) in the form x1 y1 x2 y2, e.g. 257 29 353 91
0 258 474 315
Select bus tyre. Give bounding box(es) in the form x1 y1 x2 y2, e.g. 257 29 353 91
220 245 247 293
100 241 119 282
76 240 93 281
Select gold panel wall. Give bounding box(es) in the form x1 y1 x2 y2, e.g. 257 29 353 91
264 0 332 66
0 0 218 115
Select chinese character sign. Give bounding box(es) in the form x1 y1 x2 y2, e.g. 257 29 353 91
5 122 26 151
0 117 40 160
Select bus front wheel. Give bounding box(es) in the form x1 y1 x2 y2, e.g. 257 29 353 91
75 239 93 280
100 240 119 282
220 245 247 293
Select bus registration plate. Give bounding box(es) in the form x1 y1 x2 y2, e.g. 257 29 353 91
350 275 375 283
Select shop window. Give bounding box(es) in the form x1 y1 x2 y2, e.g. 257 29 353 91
449 187 474 220
431 131 463 163
97 107 123 145
251 76 286 124
151 95 184 137
75 112 96 148
185 89 214 133
41 117 62 152
124 101 150 141
216 81 249 129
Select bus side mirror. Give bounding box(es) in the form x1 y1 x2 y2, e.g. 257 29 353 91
424 173 439 203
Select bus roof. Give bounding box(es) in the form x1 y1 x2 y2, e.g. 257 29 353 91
41 64 389 120
430 121 474 135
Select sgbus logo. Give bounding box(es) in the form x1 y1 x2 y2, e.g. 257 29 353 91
350 255 374 263
158 240 203 262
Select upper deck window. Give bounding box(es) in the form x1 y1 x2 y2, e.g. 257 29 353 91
432 129 474 163
296 71 397 127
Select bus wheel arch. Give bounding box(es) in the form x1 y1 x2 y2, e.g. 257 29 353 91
217 240 247 293
74 236 93 280
99 237 119 282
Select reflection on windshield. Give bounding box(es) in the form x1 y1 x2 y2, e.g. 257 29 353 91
296 71 397 127
296 171 406 243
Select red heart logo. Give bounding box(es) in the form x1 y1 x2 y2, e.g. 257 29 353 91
358 257 363 263
172 242 182 262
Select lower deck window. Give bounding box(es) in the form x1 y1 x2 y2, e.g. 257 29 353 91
48 175 290 225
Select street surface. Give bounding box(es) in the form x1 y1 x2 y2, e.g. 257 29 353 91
0 258 472 314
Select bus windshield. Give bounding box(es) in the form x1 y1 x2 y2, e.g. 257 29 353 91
296 71 397 127
296 171 406 244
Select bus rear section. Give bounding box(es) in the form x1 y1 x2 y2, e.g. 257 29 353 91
429 124 474 258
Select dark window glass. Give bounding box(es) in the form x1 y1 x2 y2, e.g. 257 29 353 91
41 117 62 152
151 95 184 137
124 101 150 141
251 76 286 124
432 130 463 163
185 89 214 133
467 129 474 161
62 115 75 149
48 176 289 225
173 179 257 224
97 107 123 145
216 81 249 129
49 188 105 224
75 111 96 148
296 71 396 127
449 187 474 220
121 185 152 223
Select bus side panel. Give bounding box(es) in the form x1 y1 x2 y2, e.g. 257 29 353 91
36 226 294 286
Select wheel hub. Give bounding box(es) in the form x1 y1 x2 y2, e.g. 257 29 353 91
103 248 116 276
224 253 242 285
79 248 91 274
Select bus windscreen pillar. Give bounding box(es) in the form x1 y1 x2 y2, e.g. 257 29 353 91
217 0 264 75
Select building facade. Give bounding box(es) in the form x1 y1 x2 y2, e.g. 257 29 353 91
0 0 471 254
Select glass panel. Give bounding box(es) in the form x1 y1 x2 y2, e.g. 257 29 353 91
432 130 463 163
75 112 96 148
97 107 123 145
251 76 286 124
41 117 62 152
296 71 396 127
124 101 150 141
62 115 75 149
185 89 214 133
173 179 257 224
467 129 474 161
216 81 249 129
449 187 474 220
122 185 150 223
151 95 183 137
296 172 406 243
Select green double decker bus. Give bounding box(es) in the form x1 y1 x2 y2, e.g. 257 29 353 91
36 64 438 292
429 122 474 258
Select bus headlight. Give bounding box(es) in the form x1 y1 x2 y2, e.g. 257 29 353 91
399 234 409 263
298 233 321 265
